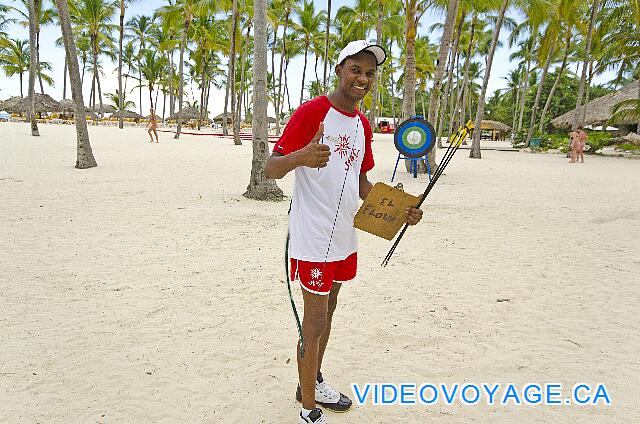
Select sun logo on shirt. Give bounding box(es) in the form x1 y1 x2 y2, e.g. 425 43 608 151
334 135 351 158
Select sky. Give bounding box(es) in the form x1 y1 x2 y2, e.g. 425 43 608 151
0 0 611 118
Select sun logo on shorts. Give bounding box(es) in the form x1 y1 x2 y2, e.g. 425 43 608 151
310 268 323 281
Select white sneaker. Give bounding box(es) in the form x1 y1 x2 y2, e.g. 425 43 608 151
296 373 353 412
298 408 327 423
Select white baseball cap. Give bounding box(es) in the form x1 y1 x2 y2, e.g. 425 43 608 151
337 40 387 66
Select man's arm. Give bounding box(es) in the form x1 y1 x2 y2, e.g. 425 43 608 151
264 123 329 180
359 172 374 200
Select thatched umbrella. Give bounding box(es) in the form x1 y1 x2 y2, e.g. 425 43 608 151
111 110 143 120
213 112 232 124
145 114 162 122
0 94 60 113
551 80 639 129
57 98 92 113
168 106 208 121
92 104 117 114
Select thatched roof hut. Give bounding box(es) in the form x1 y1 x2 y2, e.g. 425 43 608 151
91 104 117 114
145 114 161 121
475 120 511 140
481 120 511 132
212 113 232 125
168 106 207 121
57 98 92 113
551 80 639 129
0 94 60 113
111 110 143 120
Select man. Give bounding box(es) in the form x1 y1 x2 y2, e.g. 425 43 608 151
577 127 587 163
264 40 423 424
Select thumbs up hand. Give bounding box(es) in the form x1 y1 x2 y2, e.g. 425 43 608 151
298 123 330 168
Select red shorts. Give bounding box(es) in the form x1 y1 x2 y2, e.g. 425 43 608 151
290 253 357 295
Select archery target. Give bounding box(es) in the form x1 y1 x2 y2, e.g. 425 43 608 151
394 117 436 158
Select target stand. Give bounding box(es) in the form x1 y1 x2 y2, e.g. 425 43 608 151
391 116 436 182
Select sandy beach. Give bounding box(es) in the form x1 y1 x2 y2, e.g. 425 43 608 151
1 122 639 423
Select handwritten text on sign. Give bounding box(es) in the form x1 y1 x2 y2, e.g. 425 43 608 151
354 182 420 240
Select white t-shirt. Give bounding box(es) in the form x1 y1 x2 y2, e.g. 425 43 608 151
273 96 374 261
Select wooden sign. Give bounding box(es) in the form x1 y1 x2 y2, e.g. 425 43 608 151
354 182 420 240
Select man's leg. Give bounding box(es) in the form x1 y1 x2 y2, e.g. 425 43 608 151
317 282 342 375
298 289 329 410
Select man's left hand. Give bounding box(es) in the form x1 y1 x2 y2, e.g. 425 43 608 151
405 206 423 225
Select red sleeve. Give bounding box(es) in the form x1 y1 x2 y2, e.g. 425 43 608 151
272 97 328 156
360 113 375 173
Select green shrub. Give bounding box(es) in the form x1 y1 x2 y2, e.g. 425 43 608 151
615 143 640 152
584 131 613 154
540 133 570 152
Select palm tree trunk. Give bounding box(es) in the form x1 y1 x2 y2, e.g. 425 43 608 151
229 0 240 144
199 56 206 131
285 58 291 112
517 33 535 133
573 0 599 129
149 83 154 111
28 0 39 136
118 0 125 129
53 0 96 169
96 64 104 119
368 0 383 133
581 60 594 124
63 57 67 99
36 29 44 94
446 11 465 138
236 23 251 131
470 0 509 159
525 46 555 146
460 12 476 128
426 0 459 170
20 73 24 98
427 0 459 122
169 52 175 116
244 0 284 200
300 44 309 105
539 35 570 132
322 0 331 94
91 38 98 111
275 7 290 135
174 25 188 140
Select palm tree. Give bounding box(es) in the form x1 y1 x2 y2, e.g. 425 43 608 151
71 0 117 118
0 38 29 97
296 0 325 104
16 0 56 94
139 49 167 110
157 0 208 140
27 0 39 136
245 0 284 200
117 0 137 129
572 0 600 129
335 0 375 40
226 0 241 142
470 0 510 159
401 0 457 172
126 14 154 116
106 89 135 111
53 0 97 169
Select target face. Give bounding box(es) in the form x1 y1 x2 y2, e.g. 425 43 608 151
394 117 436 158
